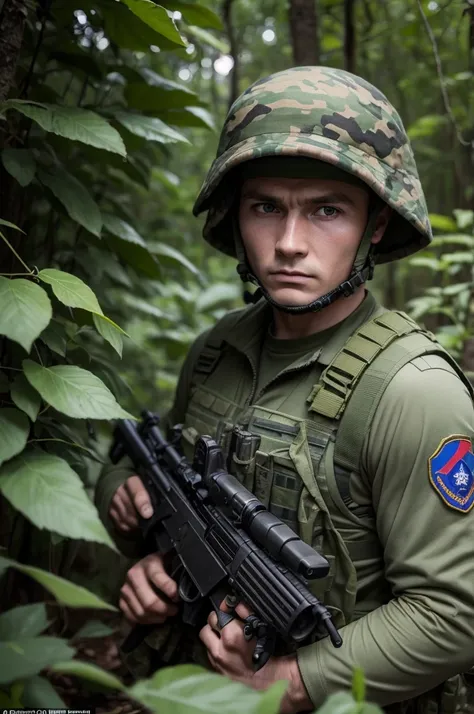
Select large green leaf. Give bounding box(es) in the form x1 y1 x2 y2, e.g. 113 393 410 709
125 83 200 111
92 314 126 357
0 277 52 352
0 637 75 686
429 213 457 232
160 0 223 29
1 148 36 186
0 604 49 640
23 675 67 708
11 373 41 422
38 167 102 237
186 25 229 53
22 360 133 419
51 660 125 690
0 556 117 610
157 106 215 130
0 449 116 549
120 0 186 46
102 213 146 245
114 112 189 145
148 242 200 276
102 214 161 279
38 269 103 313
98 1 178 51
128 664 265 714
39 319 68 356
0 408 30 467
3 101 126 156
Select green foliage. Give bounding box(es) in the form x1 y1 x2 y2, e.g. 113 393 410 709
1 102 127 156
0 278 52 352
127 664 281 714
0 637 75 685
0 450 115 548
0 0 471 707
406 210 474 356
0 556 118 610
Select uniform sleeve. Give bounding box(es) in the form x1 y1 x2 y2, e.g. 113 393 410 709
94 328 212 556
297 355 474 707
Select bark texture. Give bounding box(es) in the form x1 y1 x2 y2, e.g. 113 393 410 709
0 0 28 103
222 0 239 109
344 0 356 73
288 0 320 66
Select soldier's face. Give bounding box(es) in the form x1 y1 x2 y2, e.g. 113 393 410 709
239 176 388 306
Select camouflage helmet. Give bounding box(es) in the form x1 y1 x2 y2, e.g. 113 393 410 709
193 66 432 264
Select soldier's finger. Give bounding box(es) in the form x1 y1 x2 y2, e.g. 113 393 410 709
119 596 138 624
114 491 139 528
125 475 153 519
146 561 180 603
120 583 146 620
109 506 131 532
127 564 178 617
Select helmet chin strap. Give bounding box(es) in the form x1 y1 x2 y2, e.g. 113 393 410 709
235 203 382 316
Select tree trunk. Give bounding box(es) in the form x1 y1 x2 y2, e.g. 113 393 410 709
468 1 474 73
344 0 356 74
0 0 28 103
222 0 239 109
288 0 320 66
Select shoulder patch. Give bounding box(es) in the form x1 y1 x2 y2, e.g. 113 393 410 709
429 436 474 513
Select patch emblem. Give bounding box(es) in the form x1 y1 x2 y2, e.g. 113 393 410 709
429 436 474 513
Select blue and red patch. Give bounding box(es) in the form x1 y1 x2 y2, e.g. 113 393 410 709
429 436 474 513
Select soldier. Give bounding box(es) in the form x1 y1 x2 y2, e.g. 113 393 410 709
95 67 474 713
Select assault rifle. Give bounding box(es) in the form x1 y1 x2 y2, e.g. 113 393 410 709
109 410 342 670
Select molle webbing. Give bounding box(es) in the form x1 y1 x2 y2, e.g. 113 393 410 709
309 311 427 420
191 309 242 387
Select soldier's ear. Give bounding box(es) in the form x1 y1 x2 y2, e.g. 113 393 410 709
371 205 393 245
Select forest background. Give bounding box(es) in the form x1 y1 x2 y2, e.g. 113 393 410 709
0 0 473 711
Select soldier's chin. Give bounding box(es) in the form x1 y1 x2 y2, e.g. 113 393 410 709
267 286 317 306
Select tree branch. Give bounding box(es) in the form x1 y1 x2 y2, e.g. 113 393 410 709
416 0 472 148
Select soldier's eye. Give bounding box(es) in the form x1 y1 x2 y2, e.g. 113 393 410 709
256 202 277 214
316 206 339 217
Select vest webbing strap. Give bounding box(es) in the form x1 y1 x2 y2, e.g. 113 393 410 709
309 311 426 420
334 333 472 473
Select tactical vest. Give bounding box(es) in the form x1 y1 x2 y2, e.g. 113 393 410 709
178 305 474 713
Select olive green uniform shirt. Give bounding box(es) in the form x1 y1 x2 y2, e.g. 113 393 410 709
95 292 474 708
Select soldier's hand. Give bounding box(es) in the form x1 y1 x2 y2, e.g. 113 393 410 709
108 475 153 532
119 553 181 625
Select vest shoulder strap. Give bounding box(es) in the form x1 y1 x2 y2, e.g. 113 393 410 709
191 307 246 386
309 310 426 420
309 310 473 473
